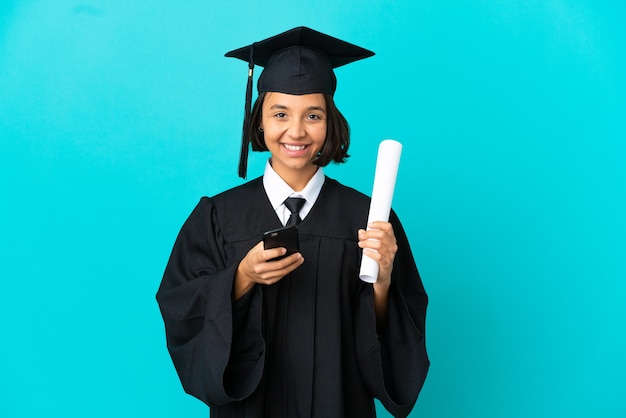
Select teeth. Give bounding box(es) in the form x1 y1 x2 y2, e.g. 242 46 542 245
284 144 306 151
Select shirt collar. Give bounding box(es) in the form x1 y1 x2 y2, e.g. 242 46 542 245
263 159 325 211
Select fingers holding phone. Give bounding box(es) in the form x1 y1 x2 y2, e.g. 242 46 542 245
234 227 303 299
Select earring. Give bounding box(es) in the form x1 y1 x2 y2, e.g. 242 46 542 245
258 126 264 132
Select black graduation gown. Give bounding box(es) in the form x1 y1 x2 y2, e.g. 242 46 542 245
156 177 429 418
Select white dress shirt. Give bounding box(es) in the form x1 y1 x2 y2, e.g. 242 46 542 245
262 160 325 226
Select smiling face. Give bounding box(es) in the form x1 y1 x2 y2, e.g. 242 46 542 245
261 92 327 189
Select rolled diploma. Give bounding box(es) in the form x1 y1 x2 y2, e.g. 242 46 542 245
359 139 402 283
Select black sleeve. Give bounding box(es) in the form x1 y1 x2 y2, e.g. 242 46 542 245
355 210 430 418
156 198 264 407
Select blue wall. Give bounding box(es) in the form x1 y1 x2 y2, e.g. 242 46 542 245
1 1 624 417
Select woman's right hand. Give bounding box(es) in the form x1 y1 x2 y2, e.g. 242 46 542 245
234 241 304 299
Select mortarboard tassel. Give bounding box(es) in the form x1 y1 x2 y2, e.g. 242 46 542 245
238 44 255 179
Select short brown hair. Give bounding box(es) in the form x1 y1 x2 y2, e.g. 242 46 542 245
249 92 350 166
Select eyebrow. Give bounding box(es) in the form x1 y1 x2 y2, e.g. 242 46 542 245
268 104 327 113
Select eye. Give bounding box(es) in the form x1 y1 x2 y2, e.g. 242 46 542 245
274 112 287 119
307 113 323 120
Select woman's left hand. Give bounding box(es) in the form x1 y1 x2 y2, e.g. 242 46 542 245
358 221 398 284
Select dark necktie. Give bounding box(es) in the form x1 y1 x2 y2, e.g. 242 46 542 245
284 197 305 227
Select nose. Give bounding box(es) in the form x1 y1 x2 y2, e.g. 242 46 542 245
287 119 306 139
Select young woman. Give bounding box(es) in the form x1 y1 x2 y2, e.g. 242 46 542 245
157 27 429 418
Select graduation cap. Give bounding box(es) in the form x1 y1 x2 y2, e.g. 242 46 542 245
225 26 375 178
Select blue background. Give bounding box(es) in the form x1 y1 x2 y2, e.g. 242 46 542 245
1 1 625 417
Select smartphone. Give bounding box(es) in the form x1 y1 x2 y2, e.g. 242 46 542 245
263 225 299 261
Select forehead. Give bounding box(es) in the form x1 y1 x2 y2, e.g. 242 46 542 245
263 92 326 109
